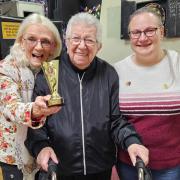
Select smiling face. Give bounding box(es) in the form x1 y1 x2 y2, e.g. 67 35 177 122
21 24 56 68
129 12 164 63
66 23 102 70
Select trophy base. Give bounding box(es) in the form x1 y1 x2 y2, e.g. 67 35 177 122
48 97 64 106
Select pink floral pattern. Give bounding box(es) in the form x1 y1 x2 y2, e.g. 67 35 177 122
0 59 43 176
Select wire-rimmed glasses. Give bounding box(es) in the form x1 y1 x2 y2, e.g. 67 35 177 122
68 37 97 46
23 37 53 49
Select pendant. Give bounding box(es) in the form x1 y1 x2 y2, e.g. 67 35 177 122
126 81 131 86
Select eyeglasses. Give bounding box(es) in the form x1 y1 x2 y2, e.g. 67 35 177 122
68 37 97 46
23 37 53 49
129 27 160 39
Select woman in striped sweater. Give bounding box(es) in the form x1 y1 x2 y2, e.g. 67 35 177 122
115 6 180 180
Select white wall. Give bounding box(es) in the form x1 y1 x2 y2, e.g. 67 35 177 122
98 0 180 64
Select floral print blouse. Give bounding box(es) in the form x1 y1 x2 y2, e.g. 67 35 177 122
0 57 44 177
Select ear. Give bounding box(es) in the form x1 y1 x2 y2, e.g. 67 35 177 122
65 38 69 54
20 37 25 50
160 26 165 39
51 43 57 55
97 43 102 52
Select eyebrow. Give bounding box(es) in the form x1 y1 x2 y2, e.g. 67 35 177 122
130 26 158 31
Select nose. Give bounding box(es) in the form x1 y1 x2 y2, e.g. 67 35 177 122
35 40 43 48
78 39 87 48
138 32 148 41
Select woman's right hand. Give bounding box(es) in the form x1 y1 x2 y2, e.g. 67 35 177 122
32 95 61 118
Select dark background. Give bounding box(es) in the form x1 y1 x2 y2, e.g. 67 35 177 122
121 0 180 39
0 0 102 59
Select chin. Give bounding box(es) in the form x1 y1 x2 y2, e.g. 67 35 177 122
30 62 42 68
136 48 153 56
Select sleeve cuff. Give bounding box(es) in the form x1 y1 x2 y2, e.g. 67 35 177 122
124 136 142 150
31 116 46 129
33 141 50 158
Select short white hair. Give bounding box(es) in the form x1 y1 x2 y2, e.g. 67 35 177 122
66 12 102 44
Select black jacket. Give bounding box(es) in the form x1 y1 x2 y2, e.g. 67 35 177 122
25 53 141 175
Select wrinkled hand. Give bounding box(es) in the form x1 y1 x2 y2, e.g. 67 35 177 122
32 95 61 118
127 144 149 166
37 147 58 172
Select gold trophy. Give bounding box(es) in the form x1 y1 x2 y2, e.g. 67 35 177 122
41 60 64 106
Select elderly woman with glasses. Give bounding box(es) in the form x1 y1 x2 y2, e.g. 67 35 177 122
25 12 149 180
115 6 180 180
0 13 61 179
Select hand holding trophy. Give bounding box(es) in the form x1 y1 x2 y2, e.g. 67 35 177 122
42 60 64 106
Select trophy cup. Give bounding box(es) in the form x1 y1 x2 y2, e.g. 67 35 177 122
41 60 64 106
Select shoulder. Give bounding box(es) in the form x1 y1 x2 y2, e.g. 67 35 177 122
166 49 180 66
96 57 118 75
95 57 120 84
167 49 179 59
114 55 133 76
0 58 19 81
114 55 132 69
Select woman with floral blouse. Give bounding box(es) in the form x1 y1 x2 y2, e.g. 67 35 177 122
0 13 61 179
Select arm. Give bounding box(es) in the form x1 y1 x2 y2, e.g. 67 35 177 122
25 71 58 170
31 95 61 128
0 73 60 129
0 74 34 126
25 121 58 171
109 68 141 148
109 68 149 165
